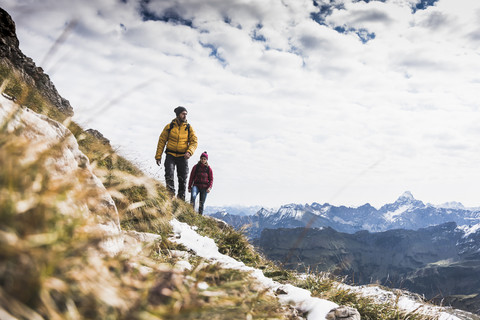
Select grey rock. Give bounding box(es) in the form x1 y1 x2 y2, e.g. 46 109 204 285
326 306 360 320
86 128 110 145
0 7 74 116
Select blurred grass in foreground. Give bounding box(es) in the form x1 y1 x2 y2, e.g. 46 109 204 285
0 68 292 319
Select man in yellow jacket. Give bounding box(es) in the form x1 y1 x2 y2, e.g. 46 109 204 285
155 106 198 200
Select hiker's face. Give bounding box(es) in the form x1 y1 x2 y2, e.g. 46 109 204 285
200 157 207 164
177 111 187 122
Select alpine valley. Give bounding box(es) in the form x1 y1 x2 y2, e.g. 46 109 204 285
207 192 480 315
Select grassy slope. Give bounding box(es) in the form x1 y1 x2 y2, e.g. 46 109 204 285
0 63 436 320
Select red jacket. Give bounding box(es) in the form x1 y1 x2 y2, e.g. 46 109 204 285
188 163 213 190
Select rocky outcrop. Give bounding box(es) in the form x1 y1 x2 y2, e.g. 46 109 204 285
0 7 73 116
0 94 121 254
86 128 111 145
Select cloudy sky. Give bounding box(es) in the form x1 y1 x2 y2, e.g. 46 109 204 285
2 0 480 208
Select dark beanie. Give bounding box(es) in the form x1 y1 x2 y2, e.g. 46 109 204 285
174 106 187 116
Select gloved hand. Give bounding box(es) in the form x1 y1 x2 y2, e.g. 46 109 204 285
156 159 162 166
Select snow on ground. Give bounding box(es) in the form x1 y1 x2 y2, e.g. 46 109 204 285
338 284 462 320
170 219 338 319
169 218 470 320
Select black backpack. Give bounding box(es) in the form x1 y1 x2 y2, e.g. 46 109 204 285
167 120 190 136
165 121 192 155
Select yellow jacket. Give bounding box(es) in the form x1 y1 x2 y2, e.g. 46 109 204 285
155 119 198 159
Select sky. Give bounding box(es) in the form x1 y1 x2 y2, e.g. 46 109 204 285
2 0 480 208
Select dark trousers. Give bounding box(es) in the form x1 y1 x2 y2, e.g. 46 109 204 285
190 186 208 215
164 154 188 200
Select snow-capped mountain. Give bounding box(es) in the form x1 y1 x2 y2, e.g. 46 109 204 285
208 191 480 239
203 205 265 216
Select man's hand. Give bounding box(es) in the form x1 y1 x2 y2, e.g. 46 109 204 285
156 159 162 166
207 188 211 193
184 152 191 159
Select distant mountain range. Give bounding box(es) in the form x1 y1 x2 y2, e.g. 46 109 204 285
204 205 266 217
207 191 480 239
254 222 480 314
207 192 480 315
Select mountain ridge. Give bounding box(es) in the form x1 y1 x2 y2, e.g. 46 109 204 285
208 191 480 239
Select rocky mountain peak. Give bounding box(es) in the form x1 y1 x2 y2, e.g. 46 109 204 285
386 190 425 209
0 7 19 47
399 191 415 200
256 208 273 217
0 7 74 116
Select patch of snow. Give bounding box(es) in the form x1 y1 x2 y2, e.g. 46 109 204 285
361 223 379 232
277 206 303 220
383 205 410 222
198 282 209 290
458 224 480 238
318 205 331 216
339 284 462 320
332 216 356 226
435 202 466 210
257 208 274 217
174 260 193 271
170 219 338 319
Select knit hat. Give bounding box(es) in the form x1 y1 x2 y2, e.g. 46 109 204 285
174 106 187 116
200 151 208 160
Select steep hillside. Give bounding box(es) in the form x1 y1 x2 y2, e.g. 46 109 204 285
0 76 304 319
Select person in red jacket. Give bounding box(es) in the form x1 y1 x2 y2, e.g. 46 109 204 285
188 151 213 215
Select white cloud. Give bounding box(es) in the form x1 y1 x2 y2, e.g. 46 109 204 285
3 0 480 208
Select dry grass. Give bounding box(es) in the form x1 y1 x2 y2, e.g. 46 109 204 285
0 71 292 319
292 272 439 320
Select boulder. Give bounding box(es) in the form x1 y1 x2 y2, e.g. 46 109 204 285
326 306 361 320
0 94 122 255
